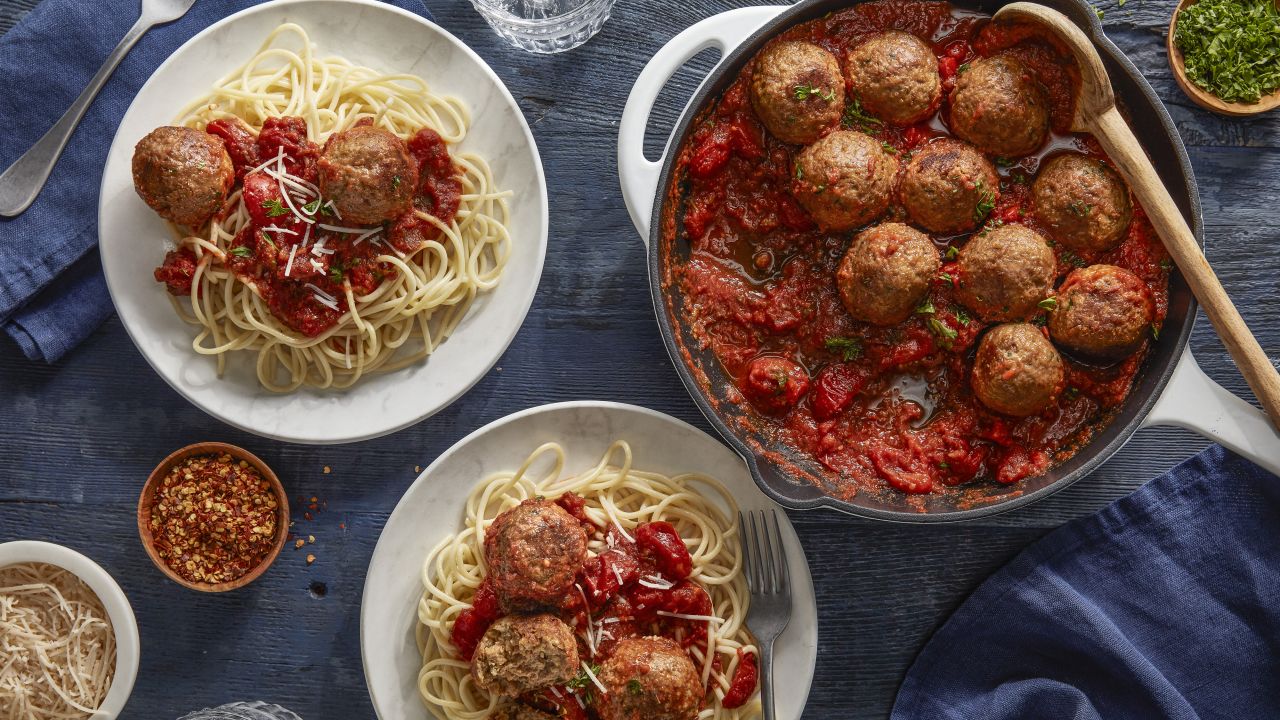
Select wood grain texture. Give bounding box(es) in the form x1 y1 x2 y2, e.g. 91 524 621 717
1 1 1277 718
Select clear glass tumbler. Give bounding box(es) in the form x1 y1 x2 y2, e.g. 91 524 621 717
176 702 304 720
469 0 618 54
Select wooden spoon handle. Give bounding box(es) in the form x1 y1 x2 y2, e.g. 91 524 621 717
1090 106 1280 430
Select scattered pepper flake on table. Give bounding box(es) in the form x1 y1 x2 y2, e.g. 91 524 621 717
148 453 279 585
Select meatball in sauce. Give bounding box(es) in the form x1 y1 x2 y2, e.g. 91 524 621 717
900 138 999 234
1050 264 1154 361
948 55 1050 157
972 323 1065 417
956 224 1056 322
791 130 898 231
1033 152 1133 255
470 614 579 698
132 126 235 227
317 125 417 225
750 40 845 145
597 636 703 720
846 30 941 125
483 499 588 612
837 223 940 326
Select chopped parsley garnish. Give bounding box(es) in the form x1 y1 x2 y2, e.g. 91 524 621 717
1094 6 1105 20
938 461 950 469
945 245 960 261
880 141 898 155
1152 323 1162 340
627 679 643 695
1060 248 1088 268
259 231 276 250
958 62 970 74
995 156 1014 168
841 98 882 130
1160 258 1174 273
794 84 837 102
302 198 323 215
955 307 972 326
928 316 959 344
916 298 937 315
261 198 289 217
566 664 602 691
825 336 863 361
329 265 345 283
1038 297 1059 311
229 246 252 257
973 182 996 224
939 272 955 287
392 174 402 189
1066 386 1081 399
794 165 804 180
1174 0 1280 103
773 370 789 391
1067 200 1093 217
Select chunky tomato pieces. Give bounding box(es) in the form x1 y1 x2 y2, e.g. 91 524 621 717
451 580 500 661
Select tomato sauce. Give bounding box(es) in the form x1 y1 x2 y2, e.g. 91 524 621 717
663 2 1171 502
153 117 463 338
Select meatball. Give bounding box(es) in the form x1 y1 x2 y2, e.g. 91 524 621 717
956 224 1056 322
317 125 417 225
742 355 810 414
948 55 1050 157
750 41 845 145
471 614 578 698
492 705 557 720
132 126 234 227
1049 264 1154 361
846 31 941 125
837 223 940 325
792 130 898 231
1033 153 1133 254
900 139 999 234
598 636 702 720
972 323 1064 417
484 499 587 612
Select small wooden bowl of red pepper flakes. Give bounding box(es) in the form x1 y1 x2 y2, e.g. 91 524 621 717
138 442 289 592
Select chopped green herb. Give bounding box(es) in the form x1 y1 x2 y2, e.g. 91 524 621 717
1118 0 1126 6
1032 314 1049 327
392 175 402 189
1067 200 1093 217
825 336 864 361
795 165 804 180
945 245 959 261
938 461 950 469
973 182 996 224
955 307 972 326
302 198 322 215
1066 386 1081 399
958 62 970 74
842 98 882 130
627 679 643 696
994 156 1014 168
1160 258 1174 273
1174 0 1280 103
928 316 958 344
261 198 289 217
916 298 937 315
939 272 955 287
1038 297 1059 311
773 370 789 391
880 141 898 155
1060 248 1087 268
1151 323 1161 340
259 231 276 250
567 664 602 691
329 265 345 283
229 246 252 258
1094 6 1105 20
794 84 836 102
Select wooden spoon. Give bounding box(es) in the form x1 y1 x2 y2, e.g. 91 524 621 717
1166 0 1280 117
993 2 1280 430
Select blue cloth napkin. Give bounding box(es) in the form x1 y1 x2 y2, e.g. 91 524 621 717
0 0 432 362
892 444 1280 720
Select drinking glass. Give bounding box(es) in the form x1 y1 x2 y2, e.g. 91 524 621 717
177 702 303 720
469 0 618 54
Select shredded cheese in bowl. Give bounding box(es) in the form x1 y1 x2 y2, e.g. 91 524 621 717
0 562 116 720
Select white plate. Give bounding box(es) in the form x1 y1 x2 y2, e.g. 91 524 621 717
0 541 141 720
360 401 818 720
99 0 548 444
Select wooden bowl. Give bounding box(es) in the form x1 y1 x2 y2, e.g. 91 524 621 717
1167 0 1280 116
138 442 289 593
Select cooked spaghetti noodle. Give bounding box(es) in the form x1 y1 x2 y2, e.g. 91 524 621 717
0 563 116 720
416 441 761 720
166 23 511 391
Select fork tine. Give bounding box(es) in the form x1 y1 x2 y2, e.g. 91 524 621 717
771 509 790 597
758 510 778 594
738 511 754 591
749 510 766 593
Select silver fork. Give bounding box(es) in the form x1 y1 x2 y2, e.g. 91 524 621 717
739 508 793 720
0 0 198 217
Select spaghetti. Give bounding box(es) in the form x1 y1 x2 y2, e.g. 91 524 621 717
415 441 761 720
0 563 116 720
163 23 511 391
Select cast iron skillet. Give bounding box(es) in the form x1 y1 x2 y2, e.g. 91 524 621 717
621 0 1253 522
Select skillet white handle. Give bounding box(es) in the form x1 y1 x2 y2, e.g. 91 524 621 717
618 5 787 243
1142 348 1280 477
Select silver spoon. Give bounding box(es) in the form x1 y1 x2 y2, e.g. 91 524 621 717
0 0 197 217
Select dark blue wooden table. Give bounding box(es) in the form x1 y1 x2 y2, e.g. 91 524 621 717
1 1 1277 718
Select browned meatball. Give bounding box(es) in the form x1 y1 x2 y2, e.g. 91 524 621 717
792 130 898 231
492 705 558 720
1049 264 1154 361
956 224 1056 322
837 223 940 325
846 31 941 126
1033 153 1133 254
484 499 587 612
972 323 1064 417
900 139 999 234
750 41 845 145
949 55 1050 157
132 126 234 227
598 636 701 720
317 125 417 225
471 614 578 698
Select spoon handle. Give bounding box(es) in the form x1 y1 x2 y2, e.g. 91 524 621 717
1091 106 1280 430
0 15 151 217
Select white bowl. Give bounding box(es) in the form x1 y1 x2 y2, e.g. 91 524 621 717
98 0 548 444
0 541 140 720
360 401 818 720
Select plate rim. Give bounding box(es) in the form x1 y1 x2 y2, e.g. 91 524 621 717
358 400 819 720
97 0 550 445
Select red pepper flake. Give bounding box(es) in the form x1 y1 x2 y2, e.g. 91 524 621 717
304 512 313 521
148 453 279 585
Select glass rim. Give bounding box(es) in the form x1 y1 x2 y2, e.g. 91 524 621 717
469 0 615 29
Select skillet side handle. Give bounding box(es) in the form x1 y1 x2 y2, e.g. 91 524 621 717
1142 349 1280 477
618 5 786 243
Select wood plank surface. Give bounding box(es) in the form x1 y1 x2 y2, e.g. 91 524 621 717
1 0 1277 718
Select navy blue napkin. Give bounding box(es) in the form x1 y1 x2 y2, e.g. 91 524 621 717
892 444 1280 720
0 0 432 362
